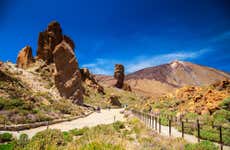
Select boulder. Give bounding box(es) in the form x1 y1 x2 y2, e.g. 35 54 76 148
213 80 230 91
122 83 132 91
108 94 122 107
16 46 34 69
80 68 105 94
114 64 124 88
53 41 83 104
36 21 75 64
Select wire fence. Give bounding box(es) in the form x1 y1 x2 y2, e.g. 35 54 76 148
132 110 230 150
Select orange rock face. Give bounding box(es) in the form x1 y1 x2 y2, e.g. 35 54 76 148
53 42 83 104
63 35 75 50
16 46 34 69
176 83 230 114
36 21 75 64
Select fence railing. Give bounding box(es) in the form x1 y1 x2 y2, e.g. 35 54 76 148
132 110 230 150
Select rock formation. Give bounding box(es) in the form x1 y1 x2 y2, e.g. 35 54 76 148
63 35 75 50
108 94 122 107
36 21 75 64
53 41 83 104
113 64 131 91
80 68 105 94
212 80 230 91
122 83 132 91
114 64 125 88
16 46 34 69
0 61 3 67
175 84 230 114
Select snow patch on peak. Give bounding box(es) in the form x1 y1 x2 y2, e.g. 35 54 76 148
170 60 184 69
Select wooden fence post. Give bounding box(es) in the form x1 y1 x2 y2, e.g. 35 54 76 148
147 114 149 127
169 118 172 136
149 115 151 127
155 117 158 130
143 112 145 124
181 121 184 138
197 119 200 142
159 118 161 133
150 115 152 128
152 115 154 129
141 112 143 122
219 126 223 150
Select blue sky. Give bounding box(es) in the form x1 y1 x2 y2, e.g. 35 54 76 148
0 0 230 75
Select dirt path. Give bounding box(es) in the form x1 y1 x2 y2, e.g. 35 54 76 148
0 108 124 138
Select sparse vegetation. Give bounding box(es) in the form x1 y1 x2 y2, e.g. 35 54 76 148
185 141 218 150
0 118 192 150
0 133 13 143
84 84 142 109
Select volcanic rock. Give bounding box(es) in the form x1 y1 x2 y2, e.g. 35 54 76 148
63 35 75 50
53 41 83 104
108 94 122 107
212 80 230 91
114 64 125 88
80 68 105 94
36 21 75 64
16 46 34 69
122 83 132 91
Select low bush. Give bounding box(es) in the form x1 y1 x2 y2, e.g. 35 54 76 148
0 98 24 110
80 142 124 150
25 129 65 150
62 131 73 142
185 140 218 150
17 134 29 148
0 143 14 150
213 109 230 125
70 127 89 136
0 133 13 143
219 97 230 111
113 121 125 131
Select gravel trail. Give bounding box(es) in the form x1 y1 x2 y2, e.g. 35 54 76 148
0 108 124 138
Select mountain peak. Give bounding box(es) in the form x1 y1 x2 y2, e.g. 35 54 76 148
170 60 184 69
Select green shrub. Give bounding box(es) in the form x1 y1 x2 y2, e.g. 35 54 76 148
80 141 124 150
185 141 218 150
219 97 230 110
17 134 29 147
213 109 230 125
0 133 13 142
62 131 73 142
113 121 125 131
26 129 65 150
70 127 88 136
185 112 199 120
0 98 24 110
200 128 219 142
0 143 14 150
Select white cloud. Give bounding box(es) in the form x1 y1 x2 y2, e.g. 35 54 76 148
81 58 117 75
126 49 210 73
81 49 210 75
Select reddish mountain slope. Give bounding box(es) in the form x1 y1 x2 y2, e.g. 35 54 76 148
126 61 230 96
